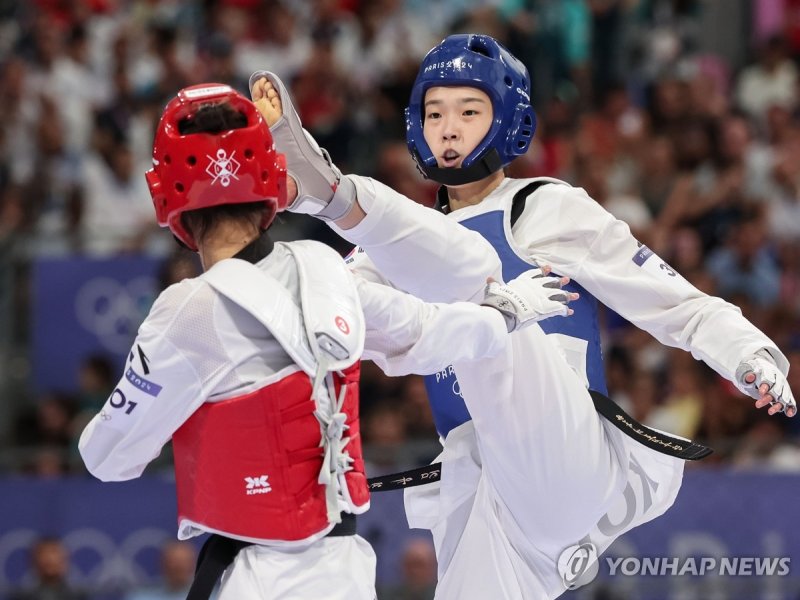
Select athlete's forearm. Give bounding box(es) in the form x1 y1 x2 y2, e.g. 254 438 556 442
358 277 508 376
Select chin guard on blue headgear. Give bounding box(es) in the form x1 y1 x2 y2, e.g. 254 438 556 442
406 34 536 186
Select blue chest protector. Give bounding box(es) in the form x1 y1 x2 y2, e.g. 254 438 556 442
423 189 607 438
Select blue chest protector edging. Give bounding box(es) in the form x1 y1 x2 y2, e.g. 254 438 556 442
423 190 608 438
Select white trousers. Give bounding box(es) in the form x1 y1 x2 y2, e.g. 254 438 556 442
406 325 684 600
217 535 377 599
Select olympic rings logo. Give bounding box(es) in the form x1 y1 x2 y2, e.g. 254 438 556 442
74 277 156 354
0 527 174 592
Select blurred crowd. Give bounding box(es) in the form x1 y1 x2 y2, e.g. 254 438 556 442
2 0 800 597
1 0 800 487
4 533 438 600
6 536 197 600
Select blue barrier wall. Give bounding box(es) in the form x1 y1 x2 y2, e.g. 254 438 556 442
0 470 798 599
31 257 161 393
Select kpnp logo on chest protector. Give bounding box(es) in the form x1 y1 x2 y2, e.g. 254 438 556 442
245 475 272 495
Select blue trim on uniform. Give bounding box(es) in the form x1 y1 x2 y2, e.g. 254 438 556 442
424 207 607 438
632 245 654 267
424 365 474 439
125 367 162 397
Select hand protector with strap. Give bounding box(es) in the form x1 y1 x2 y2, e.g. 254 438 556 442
735 349 797 416
481 268 571 332
249 70 357 221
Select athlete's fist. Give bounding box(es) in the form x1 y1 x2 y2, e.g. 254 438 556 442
735 350 797 417
481 267 578 333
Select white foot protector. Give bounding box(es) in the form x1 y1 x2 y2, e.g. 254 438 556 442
249 70 356 221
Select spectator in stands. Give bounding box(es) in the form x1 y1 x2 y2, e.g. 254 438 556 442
646 350 707 440
8 536 87 600
379 537 437 600
200 33 249 94
706 207 782 308
26 93 83 255
14 392 78 450
766 133 800 243
362 400 409 471
736 35 798 126
124 541 196 600
79 132 163 256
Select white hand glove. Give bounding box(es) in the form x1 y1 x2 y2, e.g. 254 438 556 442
481 268 576 332
735 349 797 417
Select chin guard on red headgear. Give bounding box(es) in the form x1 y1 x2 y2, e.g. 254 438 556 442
145 83 287 251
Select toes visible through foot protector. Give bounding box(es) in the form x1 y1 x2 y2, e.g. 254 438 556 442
248 71 344 216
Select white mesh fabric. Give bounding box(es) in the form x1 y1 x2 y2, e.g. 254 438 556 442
166 283 243 395
150 258 301 400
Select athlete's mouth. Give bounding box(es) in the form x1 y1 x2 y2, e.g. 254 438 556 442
441 149 460 168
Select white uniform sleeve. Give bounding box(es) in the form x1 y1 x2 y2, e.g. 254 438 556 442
332 175 503 303
516 184 789 379
78 286 210 482
356 276 508 376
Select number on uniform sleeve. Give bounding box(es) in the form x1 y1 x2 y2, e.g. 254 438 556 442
108 389 139 414
659 263 676 277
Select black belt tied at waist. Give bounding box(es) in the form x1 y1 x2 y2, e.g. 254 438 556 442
367 390 713 493
186 512 357 600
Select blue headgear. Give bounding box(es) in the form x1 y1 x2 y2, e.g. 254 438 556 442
405 34 536 186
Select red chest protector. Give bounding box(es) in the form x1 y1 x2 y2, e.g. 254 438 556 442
173 362 368 543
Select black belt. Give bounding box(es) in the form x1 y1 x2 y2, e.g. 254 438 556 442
368 391 712 493
588 390 712 460
186 513 357 600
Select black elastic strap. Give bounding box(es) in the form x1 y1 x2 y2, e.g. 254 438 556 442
434 185 450 213
186 513 357 600
422 149 503 187
434 177 556 218
233 231 275 264
368 392 712 493
510 180 553 228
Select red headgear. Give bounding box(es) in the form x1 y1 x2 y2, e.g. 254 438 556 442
145 84 287 251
